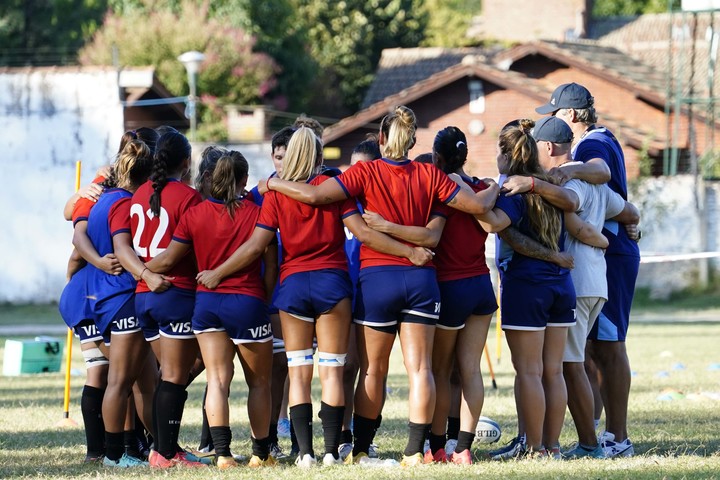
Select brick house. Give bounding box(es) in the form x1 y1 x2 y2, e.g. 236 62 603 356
322 40 716 181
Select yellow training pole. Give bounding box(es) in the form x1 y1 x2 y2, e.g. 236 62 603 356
484 344 497 390
58 160 82 427
495 274 502 364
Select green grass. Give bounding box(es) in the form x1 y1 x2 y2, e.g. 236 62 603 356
632 282 720 312
0 303 64 327
3 315 720 478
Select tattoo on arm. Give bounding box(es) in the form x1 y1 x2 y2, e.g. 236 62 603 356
499 227 555 261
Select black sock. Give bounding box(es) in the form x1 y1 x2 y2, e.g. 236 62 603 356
372 414 382 442
133 412 148 456
404 422 430 456
210 426 232 457
124 430 141 458
269 422 278 444
199 385 213 451
80 385 105 458
455 430 475 454
251 436 271 460
290 403 314 457
351 414 376 456
429 432 446 454
447 416 460 441
290 418 299 452
105 431 125 461
154 381 187 459
340 429 352 445
319 402 344 457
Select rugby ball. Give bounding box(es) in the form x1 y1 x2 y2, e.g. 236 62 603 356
475 416 501 444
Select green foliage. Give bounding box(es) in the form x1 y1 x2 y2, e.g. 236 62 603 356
297 0 428 112
593 0 680 16
79 2 277 139
421 0 482 47
0 0 107 65
700 149 720 179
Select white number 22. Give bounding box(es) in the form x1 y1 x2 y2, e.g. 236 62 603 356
130 203 169 258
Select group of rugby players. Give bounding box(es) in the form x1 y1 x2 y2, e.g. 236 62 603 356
59 81 640 469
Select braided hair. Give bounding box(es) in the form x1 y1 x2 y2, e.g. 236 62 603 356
150 132 191 217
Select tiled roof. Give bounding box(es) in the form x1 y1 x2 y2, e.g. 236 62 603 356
496 40 667 105
361 46 500 109
591 12 720 102
327 52 661 154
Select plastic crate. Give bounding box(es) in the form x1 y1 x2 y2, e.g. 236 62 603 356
3 336 63 376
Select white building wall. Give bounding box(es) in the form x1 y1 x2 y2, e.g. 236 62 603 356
0 68 124 302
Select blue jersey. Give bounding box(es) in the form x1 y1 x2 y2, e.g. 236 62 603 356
572 127 640 258
85 188 137 332
495 192 570 282
344 200 364 289
59 265 93 328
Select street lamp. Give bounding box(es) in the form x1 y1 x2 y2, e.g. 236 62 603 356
178 50 206 142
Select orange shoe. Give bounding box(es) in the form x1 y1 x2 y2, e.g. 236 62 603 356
423 448 447 464
216 455 238 469
450 449 472 465
148 450 174 469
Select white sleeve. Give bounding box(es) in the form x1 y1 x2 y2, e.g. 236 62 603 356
604 186 626 219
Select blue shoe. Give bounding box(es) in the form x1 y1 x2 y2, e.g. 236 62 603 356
564 443 606 459
103 453 148 468
183 449 213 465
277 418 291 438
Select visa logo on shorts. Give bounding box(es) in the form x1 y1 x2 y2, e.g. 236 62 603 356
113 316 138 330
81 324 100 337
170 322 192 334
249 324 272 338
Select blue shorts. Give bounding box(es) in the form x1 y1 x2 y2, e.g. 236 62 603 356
135 288 195 341
501 273 576 331
193 292 272 344
73 319 104 344
355 266 440 334
438 274 498 329
101 296 140 345
275 269 352 322
589 253 639 342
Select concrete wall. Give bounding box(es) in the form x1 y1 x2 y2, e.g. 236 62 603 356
0 68 125 303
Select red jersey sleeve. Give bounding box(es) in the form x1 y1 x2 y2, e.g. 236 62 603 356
71 175 105 226
109 197 131 237
335 162 367 198
257 192 279 231
432 167 462 204
172 211 193 244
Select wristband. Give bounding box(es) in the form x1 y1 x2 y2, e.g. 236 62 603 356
140 267 148 279
530 177 535 193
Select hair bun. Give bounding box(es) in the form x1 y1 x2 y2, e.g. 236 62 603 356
519 118 535 134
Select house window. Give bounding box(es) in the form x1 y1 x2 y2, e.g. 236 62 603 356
469 80 485 114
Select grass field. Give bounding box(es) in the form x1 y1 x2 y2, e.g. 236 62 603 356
2 305 720 478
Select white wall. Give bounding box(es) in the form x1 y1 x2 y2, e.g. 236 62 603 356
0 69 124 302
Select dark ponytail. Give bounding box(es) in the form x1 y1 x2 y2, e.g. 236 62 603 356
433 126 468 174
150 132 191 216
210 151 249 217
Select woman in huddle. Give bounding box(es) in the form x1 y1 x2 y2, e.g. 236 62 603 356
258 106 500 466
196 127 431 468
476 119 576 458
145 151 277 468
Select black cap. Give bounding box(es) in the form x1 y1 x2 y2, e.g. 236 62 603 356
535 82 593 114
531 116 573 144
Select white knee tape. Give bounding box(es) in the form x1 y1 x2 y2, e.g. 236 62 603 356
82 347 109 368
286 349 314 367
318 351 347 367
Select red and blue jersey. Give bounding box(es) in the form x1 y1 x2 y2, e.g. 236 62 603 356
85 188 136 330
131 179 201 292
494 192 570 282
335 158 461 268
257 174 357 283
434 175 491 282
72 175 105 226
174 197 265 298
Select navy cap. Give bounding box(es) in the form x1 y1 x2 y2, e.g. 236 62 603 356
535 82 593 114
531 116 573 144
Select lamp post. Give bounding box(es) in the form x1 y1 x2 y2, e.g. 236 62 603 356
178 50 206 142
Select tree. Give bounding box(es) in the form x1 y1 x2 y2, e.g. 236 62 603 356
421 0 482 47
297 0 428 114
79 1 278 140
0 0 107 66
593 0 681 16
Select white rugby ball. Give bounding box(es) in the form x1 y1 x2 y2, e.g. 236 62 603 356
475 416 501 444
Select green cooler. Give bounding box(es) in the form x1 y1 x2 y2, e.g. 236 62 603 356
3 336 63 376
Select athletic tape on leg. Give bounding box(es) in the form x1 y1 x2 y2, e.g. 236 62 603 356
318 351 347 367
286 348 314 367
82 347 109 367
